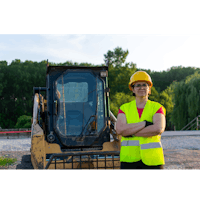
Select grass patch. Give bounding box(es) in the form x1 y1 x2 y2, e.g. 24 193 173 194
0 156 17 166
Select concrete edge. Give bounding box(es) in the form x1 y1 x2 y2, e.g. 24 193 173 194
162 131 200 137
0 132 31 139
1 131 200 139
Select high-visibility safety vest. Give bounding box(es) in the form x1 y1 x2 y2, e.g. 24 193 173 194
119 99 166 166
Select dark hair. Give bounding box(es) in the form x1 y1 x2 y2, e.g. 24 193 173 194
131 84 136 96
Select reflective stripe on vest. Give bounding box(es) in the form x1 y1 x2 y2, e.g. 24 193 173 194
140 142 161 150
121 140 140 146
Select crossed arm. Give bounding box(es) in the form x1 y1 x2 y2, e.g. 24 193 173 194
116 113 166 137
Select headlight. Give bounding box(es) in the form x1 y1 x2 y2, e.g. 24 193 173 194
100 70 108 77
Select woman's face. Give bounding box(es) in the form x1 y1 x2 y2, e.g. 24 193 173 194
132 81 150 97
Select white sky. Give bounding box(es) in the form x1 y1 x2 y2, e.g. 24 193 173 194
2 34 200 72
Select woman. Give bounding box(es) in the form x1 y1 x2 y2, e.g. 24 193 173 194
116 71 166 169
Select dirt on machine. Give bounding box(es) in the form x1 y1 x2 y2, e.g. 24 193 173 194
31 61 121 169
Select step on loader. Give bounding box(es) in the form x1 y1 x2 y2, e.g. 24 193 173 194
31 61 121 169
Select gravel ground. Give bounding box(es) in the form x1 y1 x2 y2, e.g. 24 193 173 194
0 138 32 169
0 136 200 169
1 136 200 152
163 149 200 169
0 138 31 151
161 135 200 150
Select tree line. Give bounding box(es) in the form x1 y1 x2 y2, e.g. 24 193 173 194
0 47 200 130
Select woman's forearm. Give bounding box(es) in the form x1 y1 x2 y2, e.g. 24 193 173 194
117 121 146 137
134 124 161 137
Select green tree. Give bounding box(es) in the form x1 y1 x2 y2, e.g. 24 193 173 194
104 47 137 98
171 71 200 130
0 59 46 128
138 66 199 93
159 90 174 130
104 47 129 67
15 115 32 128
110 92 135 117
148 86 160 102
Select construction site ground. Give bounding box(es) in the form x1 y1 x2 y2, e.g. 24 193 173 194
0 132 200 169
0 149 200 169
163 149 200 169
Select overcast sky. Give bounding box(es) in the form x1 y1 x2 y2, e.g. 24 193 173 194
1 34 200 72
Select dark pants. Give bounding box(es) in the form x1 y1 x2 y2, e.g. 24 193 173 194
121 160 164 169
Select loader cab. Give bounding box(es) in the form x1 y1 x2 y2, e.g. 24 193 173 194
46 65 110 150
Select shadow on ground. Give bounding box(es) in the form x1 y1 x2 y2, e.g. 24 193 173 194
16 155 34 170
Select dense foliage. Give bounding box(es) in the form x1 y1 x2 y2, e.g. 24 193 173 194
15 115 32 128
171 72 200 130
0 47 200 130
0 60 46 128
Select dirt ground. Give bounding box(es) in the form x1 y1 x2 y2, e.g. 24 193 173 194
163 149 200 169
0 149 200 169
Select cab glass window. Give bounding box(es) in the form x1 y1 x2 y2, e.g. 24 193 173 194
55 72 105 137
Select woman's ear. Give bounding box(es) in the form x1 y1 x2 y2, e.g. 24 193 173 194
148 88 151 95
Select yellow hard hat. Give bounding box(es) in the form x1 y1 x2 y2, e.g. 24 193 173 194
129 71 153 91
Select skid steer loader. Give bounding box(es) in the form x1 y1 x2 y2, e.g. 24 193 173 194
31 61 121 169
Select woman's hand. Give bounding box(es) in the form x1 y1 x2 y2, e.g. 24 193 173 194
134 113 166 137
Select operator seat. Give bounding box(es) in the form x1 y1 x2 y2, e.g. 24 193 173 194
57 102 94 136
